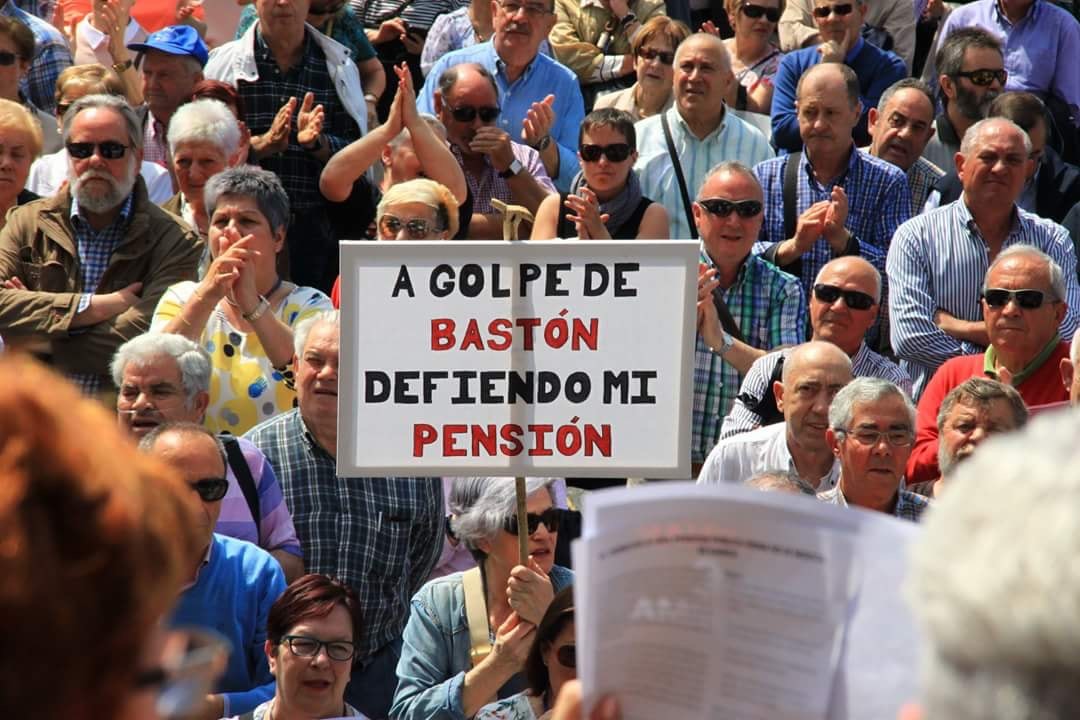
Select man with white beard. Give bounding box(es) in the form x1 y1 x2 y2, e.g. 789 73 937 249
0 93 201 397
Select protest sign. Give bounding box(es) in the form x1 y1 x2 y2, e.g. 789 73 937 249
337 240 698 477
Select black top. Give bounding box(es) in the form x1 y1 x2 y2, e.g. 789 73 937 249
555 194 653 239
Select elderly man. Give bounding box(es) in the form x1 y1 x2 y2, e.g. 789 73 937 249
778 0 915 70
699 341 852 489
866 78 944 211
111 332 304 582
888 119 1080 398
906 245 1071 483
635 33 773 240
770 0 906 152
143 422 285 720
207 0 365 292
245 311 444 718
691 160 806 471
434 63 554 238
722 256 910 439
819 377 929 521
0 94 201 396
127 25 207 168
755 63 911 317
921 28 1005 174
417 0 586 191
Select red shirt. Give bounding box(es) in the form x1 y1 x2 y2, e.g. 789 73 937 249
54 0 204 35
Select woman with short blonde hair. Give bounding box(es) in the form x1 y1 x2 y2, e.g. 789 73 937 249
0 98 41 228
376 178 459 240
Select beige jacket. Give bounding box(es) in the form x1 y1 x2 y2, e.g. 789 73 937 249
777 0 915 70
550 0 666 83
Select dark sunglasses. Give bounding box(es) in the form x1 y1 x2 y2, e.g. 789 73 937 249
379 214 439 240
580 143 632 163
555 644 576 669
954 68 1008 87
983 287 1051 310
0 51 20 66
636 46 675 65
812 3 854 17
697 197 763 218
66 140 129 160
812 283 876 310
502 507 561 535
741 3 781 21
190 477 229 503
450 105 500 123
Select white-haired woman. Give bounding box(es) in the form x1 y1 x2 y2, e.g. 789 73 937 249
391 479 574 720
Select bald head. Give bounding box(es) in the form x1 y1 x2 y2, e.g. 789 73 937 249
784 341 853 384
778 341 853 467
797 63 859 108
815 255 882 303
674 32 730 72
960 116 1032 157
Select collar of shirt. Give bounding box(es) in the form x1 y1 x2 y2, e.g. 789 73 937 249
992 0 1040 26
983 332 1062 385
297 408 335 460
849 341 872 367
450 141 495 172
770 425 841 490
935 112 960 147
956 196 1023 239
673 102 729 143
844 36 865 64
801 142 858 189
79 15 143 50
179 536 215 591
699 240 753 285
493 40 541 85
70 189 135 227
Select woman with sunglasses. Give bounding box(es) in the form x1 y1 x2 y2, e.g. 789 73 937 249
475 587 576 720
594 16 689 121
392 478 574 720
376 177 459 240
721 0 784 114
0 16 61 155
532 108 668 240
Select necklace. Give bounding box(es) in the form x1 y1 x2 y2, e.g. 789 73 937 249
224 276 285 309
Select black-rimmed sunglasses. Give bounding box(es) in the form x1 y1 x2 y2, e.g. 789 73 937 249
66 140 129 160
502 507 561 535
954 68 1007 87
741 3 781 21
556 644 576 668
697 198 763 218
983 287 1051 310
636 47 675 65
190 477 229 503
450 105 500 123
580 143 632 163
812 3 853 17
812 283 876 310
0 51 19 66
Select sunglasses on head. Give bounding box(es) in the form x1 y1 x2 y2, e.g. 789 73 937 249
502 507 561 535
0 50 20 66
190 477 229 503
954 68 1007 87
983 288 1051 310
697 198 763 218
450 105 500 123
741 3 781 21
379 215 439 240
812 3 854 17
66 140 129 160
555 644 576 668
580 143 632 163
636 46 675 65
812 283 876 310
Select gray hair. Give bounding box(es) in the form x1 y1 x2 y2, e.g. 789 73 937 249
167 98 242 158
877 77 936 114
745 470 816 495
959 117 1032 157
813 255 882 303
828 377 915 431
449 478 557 560
204 165 290 237
981 244 1066 302
936 26 1003 83
110 333 211 409
137 420 227 470
698 160 760 200
907 410 1080 720
936 377 1028 433
61 93 143 151
293 310 340 358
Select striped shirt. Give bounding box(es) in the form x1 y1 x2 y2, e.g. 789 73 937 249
818 484 930 522
450 140 555 215
907 156 945 212
2 0 72 114
635 105 775 240
350 0 465 32
215 436 303 558
720 342 913 440
692 248 806 464
887 199 1080 397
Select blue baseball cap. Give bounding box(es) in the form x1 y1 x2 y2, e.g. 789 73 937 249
127 25 209 67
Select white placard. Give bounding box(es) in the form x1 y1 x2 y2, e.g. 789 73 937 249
337 240 699 477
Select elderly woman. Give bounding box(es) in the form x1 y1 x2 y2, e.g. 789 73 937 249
721 0 784 113
0 99 40 227
151 166 334 435
532 109 667 239
0 16 60 154
26 63 173 200
392 479 574 720
593 16 690 121
192 79 252 164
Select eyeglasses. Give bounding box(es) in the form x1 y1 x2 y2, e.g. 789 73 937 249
697 197 763 218
502 507 561 535
812 3 854 17
954 68 1007 87
379 214 440 240
189 477 228 503
449 104 500 123
580 143 632 162
497 0 554 17
983 287 1052 310
812 283 877 310
636 47 675 65
741 3 781 21
555 644 576 669
0 51 20 66
837 428 914 447
281 634 357 662
66 140 130 160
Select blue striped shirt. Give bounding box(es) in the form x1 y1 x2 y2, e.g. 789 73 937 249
887 199 1080 397
635 106 775 240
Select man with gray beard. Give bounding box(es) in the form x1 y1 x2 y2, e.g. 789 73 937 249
0 93 201 397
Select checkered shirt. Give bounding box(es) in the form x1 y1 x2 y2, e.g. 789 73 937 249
11 0 52 19
907 156 944 211
142 114 170 168
818 484 930 522
1 1 72 114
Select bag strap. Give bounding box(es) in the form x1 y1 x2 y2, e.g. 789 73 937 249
661 111 698 240
783 151 801 243
223 436 261 544
463 567 492 668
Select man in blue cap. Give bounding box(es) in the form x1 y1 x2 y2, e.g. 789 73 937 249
127 24 207 169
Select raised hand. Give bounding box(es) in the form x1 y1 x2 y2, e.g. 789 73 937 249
522 94 555 147
296 91 325 148
564 186 610 239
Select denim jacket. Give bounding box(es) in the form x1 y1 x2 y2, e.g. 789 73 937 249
391 565 575 720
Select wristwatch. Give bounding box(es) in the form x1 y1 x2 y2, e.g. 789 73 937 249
242 296 270 323
531 134 552 152
112 58 133 74
712 330 735 357
499 159 524 179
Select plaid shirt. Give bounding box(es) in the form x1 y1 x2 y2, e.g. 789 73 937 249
236 4 377 62
907 156 944 211
11 0 52 18
1 1 72 114
450 141 555 215
241 29 361 212
818 484 930 522
244 408 444 662
693 249 806 464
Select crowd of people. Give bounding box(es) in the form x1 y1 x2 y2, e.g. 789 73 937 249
1 0 1080 717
